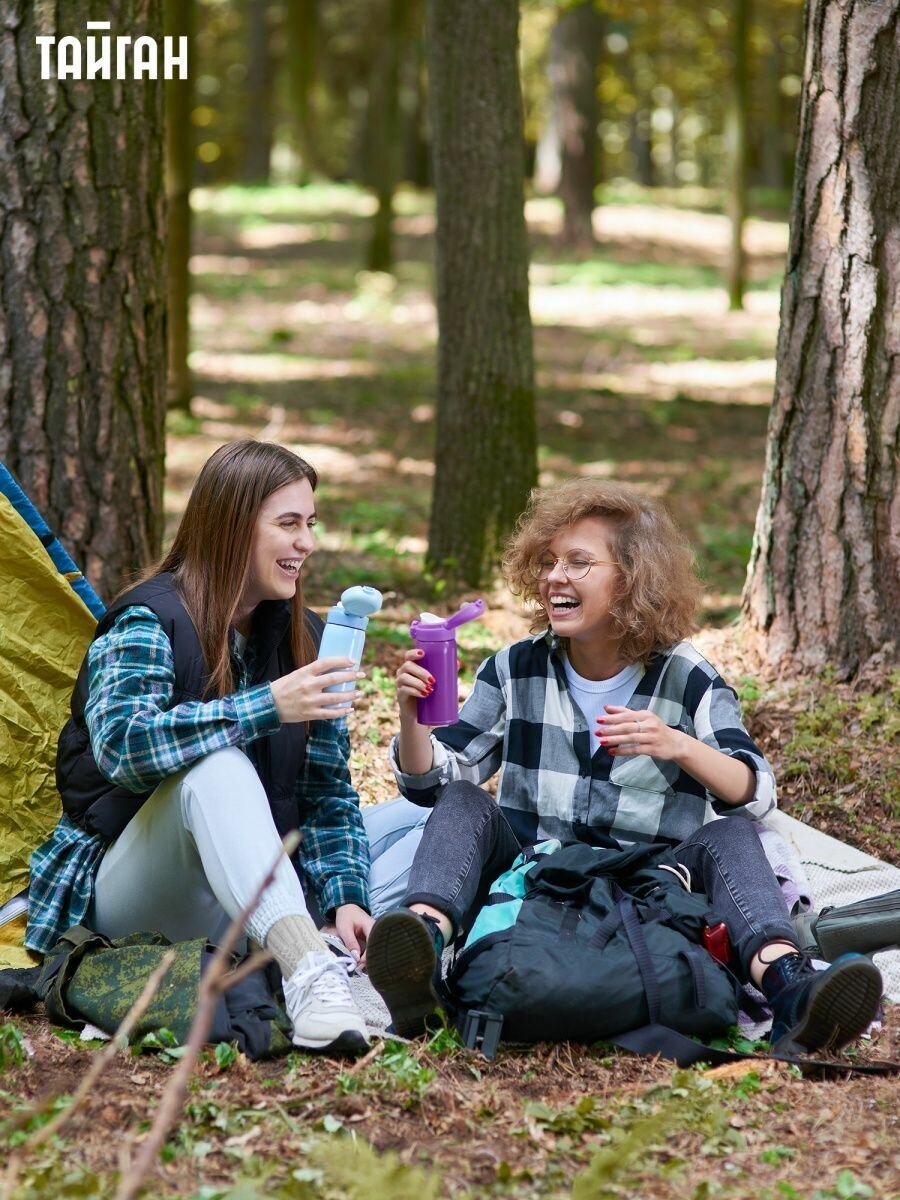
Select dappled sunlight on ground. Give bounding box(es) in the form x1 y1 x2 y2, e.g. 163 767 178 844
189 350 381 383
529 280 780 323
172 184 787 610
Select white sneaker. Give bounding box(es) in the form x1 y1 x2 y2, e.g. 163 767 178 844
283 951 369 1056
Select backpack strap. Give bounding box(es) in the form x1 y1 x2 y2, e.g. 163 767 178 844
618 898 662 1025
611 1023 900 1077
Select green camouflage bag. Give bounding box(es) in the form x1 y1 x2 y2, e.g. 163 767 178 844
34 926 293 1059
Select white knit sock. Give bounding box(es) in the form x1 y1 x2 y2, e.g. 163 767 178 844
266 915 329 979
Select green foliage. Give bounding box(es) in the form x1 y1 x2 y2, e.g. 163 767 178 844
570 1071 738 1198
135 1027 188 1064
808 1172 875 1200
707 1027 768 1055
425 1021 466 1057
759 1144 796 1165
781 671 900 798
214 1042 240 1071
0 1023 26 1072
195 1136 442 1200
522 1095 610 1138
0 1159 114 1198
337 1040 435 1108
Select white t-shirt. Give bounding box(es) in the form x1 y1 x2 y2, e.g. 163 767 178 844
562 657 642 757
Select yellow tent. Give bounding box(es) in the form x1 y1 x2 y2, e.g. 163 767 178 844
0 464 100 967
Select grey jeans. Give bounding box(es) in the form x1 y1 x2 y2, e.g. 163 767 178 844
401 781 798 980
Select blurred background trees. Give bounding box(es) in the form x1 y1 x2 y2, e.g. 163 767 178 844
165 0 808 586
185 0 804 203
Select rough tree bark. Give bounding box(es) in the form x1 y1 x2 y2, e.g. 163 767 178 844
0 0 166 600
426 0 537 586
165 0 193 411
743 0 900 677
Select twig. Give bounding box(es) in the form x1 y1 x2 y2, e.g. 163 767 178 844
282 1038 385 1109
220 947 273 991
0 949 176 1200
114 831 299 1200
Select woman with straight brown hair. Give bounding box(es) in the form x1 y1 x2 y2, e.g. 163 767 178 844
28 440 373 1056
367 479 883 1056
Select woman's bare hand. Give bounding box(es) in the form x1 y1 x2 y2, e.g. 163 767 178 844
396 648 434 722
269 658 363 723
596 705 686 762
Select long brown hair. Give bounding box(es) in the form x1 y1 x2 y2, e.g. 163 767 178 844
148 440 319 697
503 479 701 664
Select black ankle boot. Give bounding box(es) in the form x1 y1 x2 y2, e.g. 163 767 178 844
366 908 446 1038
763 950 882 1053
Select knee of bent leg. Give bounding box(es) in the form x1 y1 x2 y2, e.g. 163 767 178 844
694 815 759 854
437 780 496 821
180 746 265 803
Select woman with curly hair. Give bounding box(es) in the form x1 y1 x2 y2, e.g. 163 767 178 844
365 480 882 1053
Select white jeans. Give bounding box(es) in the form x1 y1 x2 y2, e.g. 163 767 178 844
92 747 309 946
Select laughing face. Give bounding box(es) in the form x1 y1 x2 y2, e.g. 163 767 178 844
239 477 317 617
537 516 622 648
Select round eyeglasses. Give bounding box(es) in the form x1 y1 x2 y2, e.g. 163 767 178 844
529 553 619 581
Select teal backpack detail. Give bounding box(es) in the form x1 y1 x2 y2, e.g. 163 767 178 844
448 839 741 1048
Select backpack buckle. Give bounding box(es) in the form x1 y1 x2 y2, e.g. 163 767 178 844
460 1009 503 1060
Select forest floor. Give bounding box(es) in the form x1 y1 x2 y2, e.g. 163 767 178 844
1 185 898 1200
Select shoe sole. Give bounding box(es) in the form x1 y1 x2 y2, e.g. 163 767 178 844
366 911 441 1038
293 1028 369 1057
773 956 883 1054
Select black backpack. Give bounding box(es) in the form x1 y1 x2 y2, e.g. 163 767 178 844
447 839 741 1052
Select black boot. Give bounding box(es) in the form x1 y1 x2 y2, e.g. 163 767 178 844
763 951 882 1054
366 909 446 1038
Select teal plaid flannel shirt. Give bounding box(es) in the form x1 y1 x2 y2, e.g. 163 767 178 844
26 606 369 954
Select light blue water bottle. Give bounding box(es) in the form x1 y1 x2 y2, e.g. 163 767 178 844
316 585 383 693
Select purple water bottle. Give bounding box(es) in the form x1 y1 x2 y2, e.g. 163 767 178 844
410 599 486 726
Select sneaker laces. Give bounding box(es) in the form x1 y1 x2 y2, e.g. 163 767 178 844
287 951 356 1006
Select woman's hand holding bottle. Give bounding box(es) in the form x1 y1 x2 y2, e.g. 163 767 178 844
395 649 437 773
270 658 363 723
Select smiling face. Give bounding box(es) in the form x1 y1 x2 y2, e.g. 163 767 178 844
537 516 622 650
238 477 317 620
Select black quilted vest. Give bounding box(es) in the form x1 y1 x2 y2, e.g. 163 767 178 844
56 572 322 842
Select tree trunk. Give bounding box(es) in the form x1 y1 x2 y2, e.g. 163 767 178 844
426 0 537 587
725 0 750 310
365 0 414 274
0 0 166 602
539 0 603 248
241 0 273 184
743 0 900 677
760 39 786 190
166 0 193 412
285 0 321 180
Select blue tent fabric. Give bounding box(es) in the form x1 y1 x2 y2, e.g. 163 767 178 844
0 464 106 619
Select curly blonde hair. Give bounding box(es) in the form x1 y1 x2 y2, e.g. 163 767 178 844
503 479 701 664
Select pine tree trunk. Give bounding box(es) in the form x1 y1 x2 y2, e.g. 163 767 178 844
0 0 166 601
241 0 273 184
426 0 537 587
539 0 602 247
166 0 193 411
743 0 900 676
725 0 750 310
366 0 413 274
285 0 321 180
